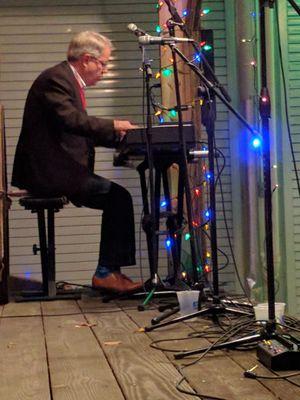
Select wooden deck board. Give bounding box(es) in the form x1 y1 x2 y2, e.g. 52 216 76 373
42 301 125 400
2 300 41 316
0 302 50 400
82 302 193 399
0 298 299 400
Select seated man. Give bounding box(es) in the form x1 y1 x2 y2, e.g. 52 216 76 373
12 31 142 294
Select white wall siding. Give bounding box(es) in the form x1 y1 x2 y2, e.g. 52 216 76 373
0 0 163 285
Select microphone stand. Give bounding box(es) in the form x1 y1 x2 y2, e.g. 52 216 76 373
148 2 300 372
164 1 230 302
137 46 161 309
164 0 231 103
143 7 257 331
143 44 257 332
287 0 300 15
166 21 201 285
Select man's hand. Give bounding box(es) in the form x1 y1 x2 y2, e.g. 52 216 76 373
114 120 138 139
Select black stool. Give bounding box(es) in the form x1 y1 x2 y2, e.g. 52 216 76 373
17 196 81 301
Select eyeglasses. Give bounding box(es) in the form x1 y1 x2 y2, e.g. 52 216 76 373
90 56 109 69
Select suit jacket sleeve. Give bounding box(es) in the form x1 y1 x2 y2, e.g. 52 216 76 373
40 73 118 148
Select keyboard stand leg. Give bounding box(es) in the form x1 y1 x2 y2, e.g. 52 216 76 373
161 166 182 282
137 161 154 273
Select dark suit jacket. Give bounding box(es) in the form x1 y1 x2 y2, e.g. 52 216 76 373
12 61 118 197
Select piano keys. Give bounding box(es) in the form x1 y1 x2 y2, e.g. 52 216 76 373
113 123 205 166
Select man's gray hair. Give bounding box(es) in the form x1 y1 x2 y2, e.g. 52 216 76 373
67 31 112 61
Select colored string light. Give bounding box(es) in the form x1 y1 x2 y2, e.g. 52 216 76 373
184 232 191 241
204 265 210 273
197 265 203 273
204 209 211 218
251 137 262 149
165 238 172 249
162 68 173 77
202 44 212 51
205 171 212 180
193 52 201 63
201 8 211 16
168 109 178 118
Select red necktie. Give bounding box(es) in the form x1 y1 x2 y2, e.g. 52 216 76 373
77 82 86 109
79 86 86 110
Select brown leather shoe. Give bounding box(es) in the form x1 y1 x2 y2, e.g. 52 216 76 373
92 273 142 294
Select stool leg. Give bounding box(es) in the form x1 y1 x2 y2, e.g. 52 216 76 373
37 209 49 296
47 209 56 297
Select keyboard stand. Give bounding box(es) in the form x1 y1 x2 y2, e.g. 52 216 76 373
136 155 187 309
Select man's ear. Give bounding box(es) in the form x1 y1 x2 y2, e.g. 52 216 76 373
81 53 90 68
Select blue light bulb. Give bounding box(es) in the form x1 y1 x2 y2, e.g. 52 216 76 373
194 53 201 63
205 209 211 218
252 137 262 149
165 238 172 248
205 172 212 180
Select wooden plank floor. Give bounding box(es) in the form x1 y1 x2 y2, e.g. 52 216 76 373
0 297 299 400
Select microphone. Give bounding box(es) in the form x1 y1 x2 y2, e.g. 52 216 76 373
127 23 148 37
138 36 194 45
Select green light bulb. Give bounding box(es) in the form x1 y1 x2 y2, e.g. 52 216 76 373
184 233 191 241
162 68 172 77
203 44 212 51
168 109 178 118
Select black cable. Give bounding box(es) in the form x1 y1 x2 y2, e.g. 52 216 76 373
200 227 230 271
173 317 261 399
245 370 300 379
244 369 300 388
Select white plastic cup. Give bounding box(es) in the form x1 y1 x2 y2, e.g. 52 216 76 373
177 290 199 316
253 302 286 322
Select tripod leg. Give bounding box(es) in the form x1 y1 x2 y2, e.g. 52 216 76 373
144 304 208 331
151 306 180 325
143 301 253 332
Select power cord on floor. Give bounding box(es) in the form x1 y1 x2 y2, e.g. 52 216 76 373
244 365 300 388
